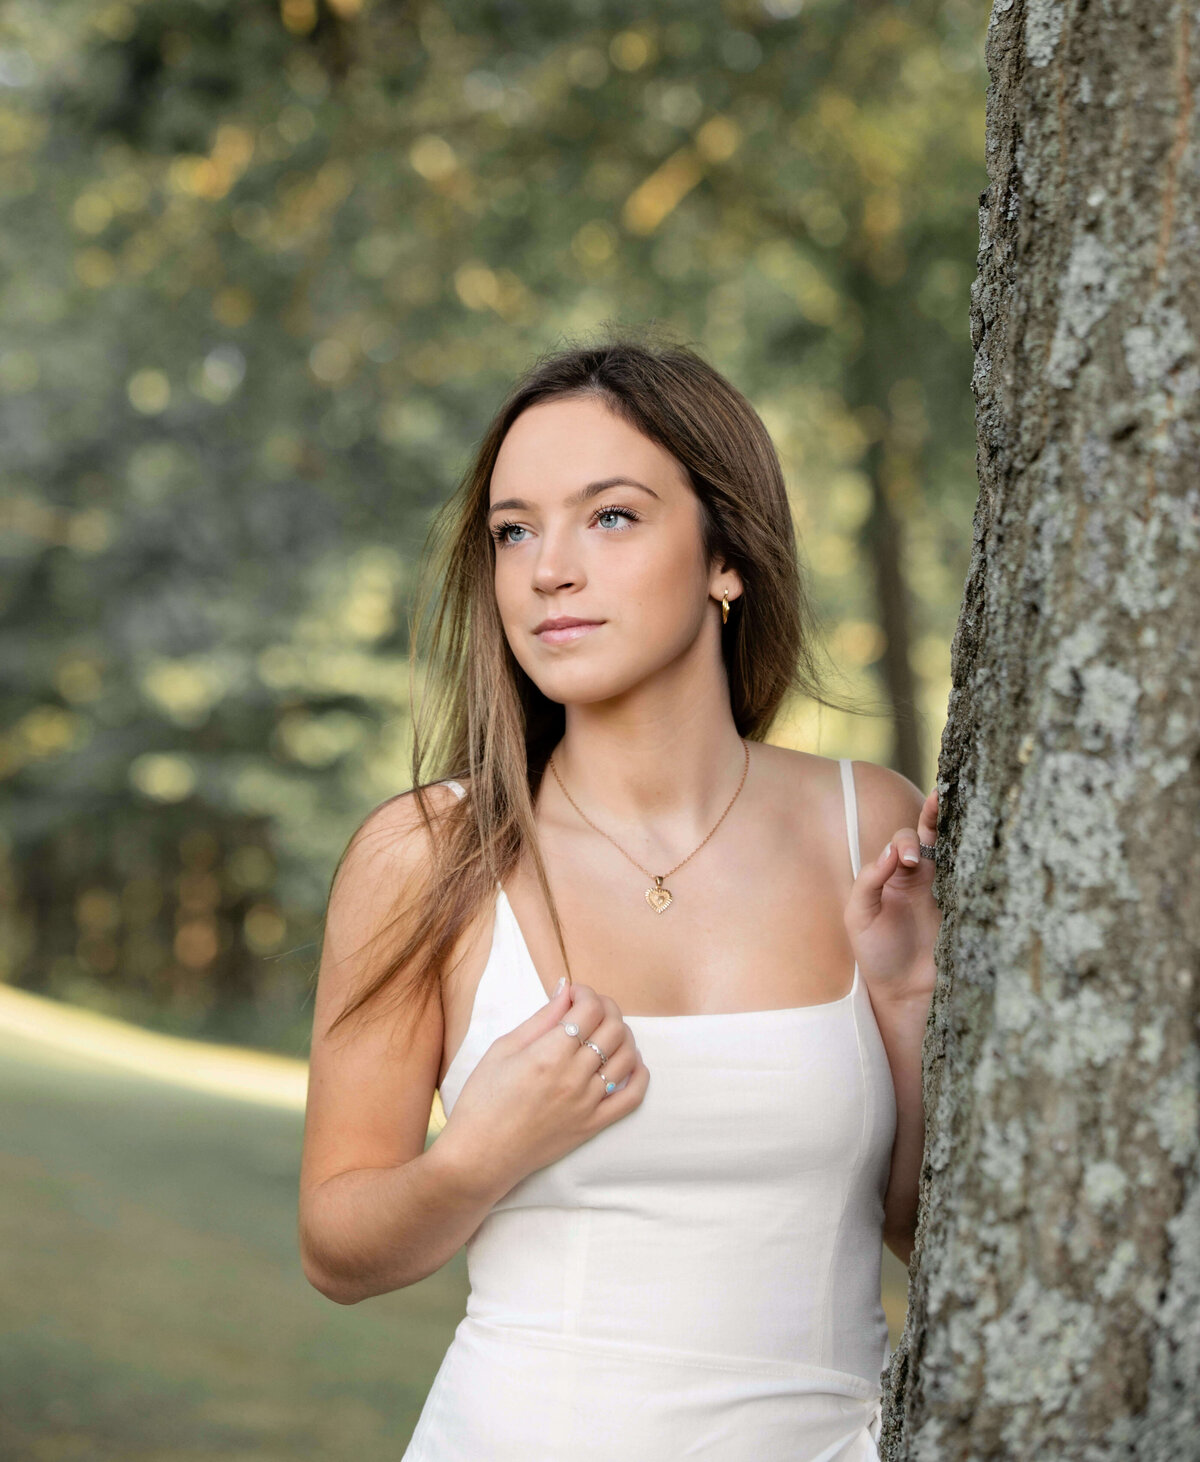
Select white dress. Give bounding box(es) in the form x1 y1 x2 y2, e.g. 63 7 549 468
402 758 896 1461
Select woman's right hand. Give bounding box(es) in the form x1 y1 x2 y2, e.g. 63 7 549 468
436 979 649 1198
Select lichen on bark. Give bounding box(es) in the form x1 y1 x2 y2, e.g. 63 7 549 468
880 2 1200 1456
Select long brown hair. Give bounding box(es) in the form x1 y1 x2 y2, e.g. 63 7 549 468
323 323 876 1043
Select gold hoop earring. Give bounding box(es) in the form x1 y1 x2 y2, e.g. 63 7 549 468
721 589 730 625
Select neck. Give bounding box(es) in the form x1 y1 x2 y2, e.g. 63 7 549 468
545 712 749 844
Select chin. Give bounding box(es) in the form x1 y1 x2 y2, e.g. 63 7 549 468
531 659 659 707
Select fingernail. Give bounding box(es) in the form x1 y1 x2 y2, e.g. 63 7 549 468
878 843 891 866
554 976 567 995
902 849 919 865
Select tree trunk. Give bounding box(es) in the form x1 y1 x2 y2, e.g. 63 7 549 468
863 427 925 787
883 3 1200 1457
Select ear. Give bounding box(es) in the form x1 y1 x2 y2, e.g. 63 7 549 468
708 562 744 602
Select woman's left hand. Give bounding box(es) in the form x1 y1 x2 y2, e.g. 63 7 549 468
844 785 941 1001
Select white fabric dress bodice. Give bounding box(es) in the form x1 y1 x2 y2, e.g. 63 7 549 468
403 757 897 1461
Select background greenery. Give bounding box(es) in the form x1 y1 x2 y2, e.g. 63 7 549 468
1 0 983 1055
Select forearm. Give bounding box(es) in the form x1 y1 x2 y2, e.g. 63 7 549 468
869 979 934 1250
301 1130 510 1304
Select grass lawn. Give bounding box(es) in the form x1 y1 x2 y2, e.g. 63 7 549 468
0 994 909 1460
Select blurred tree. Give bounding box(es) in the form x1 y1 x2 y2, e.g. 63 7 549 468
884 1 1200 1453
0 0 983 1049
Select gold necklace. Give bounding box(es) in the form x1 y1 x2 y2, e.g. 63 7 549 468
547 738 751 913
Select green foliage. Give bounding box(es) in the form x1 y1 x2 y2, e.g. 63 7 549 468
0 0 985 1050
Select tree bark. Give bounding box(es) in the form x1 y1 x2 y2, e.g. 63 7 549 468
883 2 1200 1457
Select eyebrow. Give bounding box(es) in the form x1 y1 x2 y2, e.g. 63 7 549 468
487 477 661 517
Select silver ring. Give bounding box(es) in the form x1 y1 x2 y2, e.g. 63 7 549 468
919 841 936 860
582 1039 607 1067
560 1020 581 1040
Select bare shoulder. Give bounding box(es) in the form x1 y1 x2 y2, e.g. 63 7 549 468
318 777 466 1042
844 757 927 864
753 742 841 806
339 780 464 883
758 744 925 865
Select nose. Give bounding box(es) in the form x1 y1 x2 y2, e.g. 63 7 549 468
528 523 584 593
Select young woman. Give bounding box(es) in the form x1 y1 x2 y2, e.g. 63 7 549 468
298 334 941 1460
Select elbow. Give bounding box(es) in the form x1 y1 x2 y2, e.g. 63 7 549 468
302 1255 364 1305
300 1240 418 1304
299 1233 372 1305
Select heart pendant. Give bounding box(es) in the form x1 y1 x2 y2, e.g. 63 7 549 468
645 884 672 913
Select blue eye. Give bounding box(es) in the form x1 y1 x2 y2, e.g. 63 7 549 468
594 506 639 531
490 520 528 546
489 504 641 547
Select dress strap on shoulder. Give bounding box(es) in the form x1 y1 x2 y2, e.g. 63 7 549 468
435 779 502 894
838 758 860 880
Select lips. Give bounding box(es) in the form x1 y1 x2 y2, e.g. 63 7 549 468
534 619 603 645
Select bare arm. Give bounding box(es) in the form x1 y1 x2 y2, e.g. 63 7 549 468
298 786 474 1303
843 759 941 1267
870 986 933 1265
303 1131 513 1304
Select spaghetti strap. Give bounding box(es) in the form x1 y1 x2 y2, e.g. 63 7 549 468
838 758 860 879
436 779 504 895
